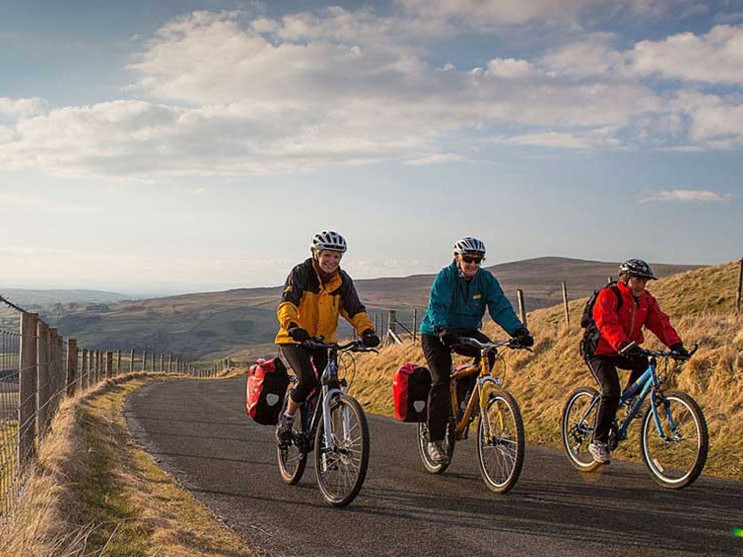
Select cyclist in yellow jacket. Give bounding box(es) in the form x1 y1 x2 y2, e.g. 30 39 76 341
275 231 379 444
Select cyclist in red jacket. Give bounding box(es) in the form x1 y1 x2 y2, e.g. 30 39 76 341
587 258 689 465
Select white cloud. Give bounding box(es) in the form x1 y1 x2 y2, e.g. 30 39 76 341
0 192 98 213
539 33 628 78
1 8 743 178
632 25 743 83
640 189 735 202
396 0 600 26
0 97 44 120
671 90 743 147
489 132 593 149
486 58 536 79
405 153 467 165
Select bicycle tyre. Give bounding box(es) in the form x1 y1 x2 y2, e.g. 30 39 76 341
276 394 307 485
640 390 708 489
314 394 369 507
417 419 456 474
476 389 524 493
561 386 601 472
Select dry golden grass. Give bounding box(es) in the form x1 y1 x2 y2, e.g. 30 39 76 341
350 260 743 481
1 371 255 557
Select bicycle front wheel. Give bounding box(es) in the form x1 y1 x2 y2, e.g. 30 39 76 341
276 395 307 485
476 390 524 493
314 394 369 507
640 391 708 489
561 386 601 472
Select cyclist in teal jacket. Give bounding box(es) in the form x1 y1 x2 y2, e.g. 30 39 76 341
419 237 533 464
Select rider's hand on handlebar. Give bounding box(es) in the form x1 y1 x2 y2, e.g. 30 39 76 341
511 327 534 348
287 323 310 342
670 343 690 360
361 329 380 348
437 328 459 348
619 341 644 359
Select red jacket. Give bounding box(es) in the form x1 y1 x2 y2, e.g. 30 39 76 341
593 281 681 357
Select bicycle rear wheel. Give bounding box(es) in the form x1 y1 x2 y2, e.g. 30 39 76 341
476 390 524 493
561 386 601 472
640 390 708 489
276 395 307 485
417 418 456 474
314 394 369 507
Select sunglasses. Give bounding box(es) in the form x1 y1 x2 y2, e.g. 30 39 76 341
461 255 483 264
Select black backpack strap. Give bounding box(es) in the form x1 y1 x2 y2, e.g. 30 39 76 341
609 284 622 312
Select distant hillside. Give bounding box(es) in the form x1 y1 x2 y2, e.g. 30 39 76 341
0 288 131 307
349 260 743 481
38 257 702 359
355 256 701 312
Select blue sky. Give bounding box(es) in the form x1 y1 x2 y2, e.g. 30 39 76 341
1 0 742 295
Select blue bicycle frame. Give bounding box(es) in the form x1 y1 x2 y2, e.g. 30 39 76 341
584 354 681 444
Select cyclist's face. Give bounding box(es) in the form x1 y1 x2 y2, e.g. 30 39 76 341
456 253 482 278
317 250 342 273
628 275 648 297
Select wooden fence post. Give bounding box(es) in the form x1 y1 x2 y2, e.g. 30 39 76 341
106 352 113 378
19 312 38 468
116 350 121 375
81 349 89 390
517 289 527 328
49 328 60 416
160 354 164 373
412 308 418 344
66 338 77 396
561 281 570 328
129 349 134 374
142 351 147 372
36 321 49 440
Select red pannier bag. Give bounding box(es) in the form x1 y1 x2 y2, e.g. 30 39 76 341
246 357 290 425
393 363 432 422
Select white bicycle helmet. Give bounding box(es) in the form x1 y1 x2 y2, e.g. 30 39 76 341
311 230 347 253
453 236 486 256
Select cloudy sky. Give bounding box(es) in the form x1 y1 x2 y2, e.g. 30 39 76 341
1 0 742 295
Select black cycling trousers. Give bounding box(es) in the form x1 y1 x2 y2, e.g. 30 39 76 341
279 344 328 404
586 354 648 444
421 330 495 442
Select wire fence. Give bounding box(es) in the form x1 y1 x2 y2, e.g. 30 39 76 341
0 293 232 526
0 329 21 520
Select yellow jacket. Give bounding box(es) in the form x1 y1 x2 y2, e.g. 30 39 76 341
275 258 375 344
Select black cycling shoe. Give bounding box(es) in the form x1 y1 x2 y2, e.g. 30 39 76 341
276 415 295 446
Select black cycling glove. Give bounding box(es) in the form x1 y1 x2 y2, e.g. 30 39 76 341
619 341 644 359
512 327 534 347
670 343 690 359
361 329 380 348
287 323 310 342
437 328 459 348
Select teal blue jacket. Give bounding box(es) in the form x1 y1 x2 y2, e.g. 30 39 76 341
419 261 524 336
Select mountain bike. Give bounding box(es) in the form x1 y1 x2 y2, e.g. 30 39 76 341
562 345 708 489
276 338 377 507
417 337 529 494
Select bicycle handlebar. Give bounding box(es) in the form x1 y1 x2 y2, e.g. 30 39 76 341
639 343 698 360
453 336 530 352
302 337 379 354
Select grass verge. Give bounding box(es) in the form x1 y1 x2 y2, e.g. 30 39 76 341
0 372 255 557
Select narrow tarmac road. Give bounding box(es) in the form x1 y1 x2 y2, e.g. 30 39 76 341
125 376 743 557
